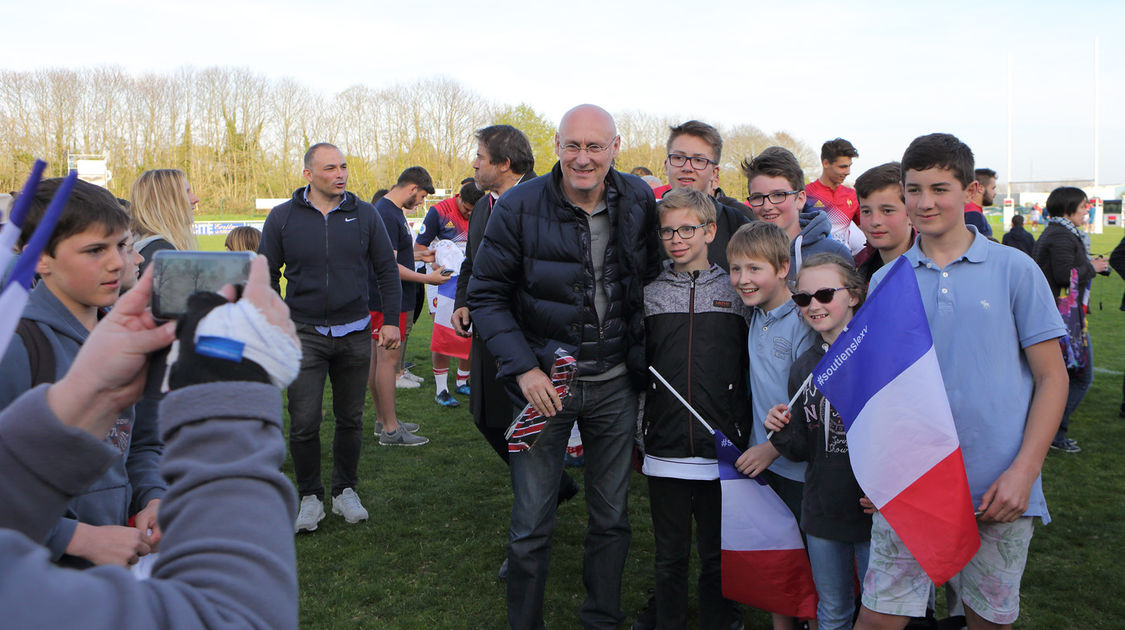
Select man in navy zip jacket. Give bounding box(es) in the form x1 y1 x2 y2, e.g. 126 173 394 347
469 104 661 630
258 142 401 533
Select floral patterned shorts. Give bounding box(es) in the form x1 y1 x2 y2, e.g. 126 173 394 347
861 512 1033 625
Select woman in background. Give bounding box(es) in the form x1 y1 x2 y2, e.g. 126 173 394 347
1033 186 1109 453
129 169 199 272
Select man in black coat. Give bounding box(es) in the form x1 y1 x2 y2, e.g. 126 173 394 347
1001 214 1035 256
469 105 660 630
453 125 536 462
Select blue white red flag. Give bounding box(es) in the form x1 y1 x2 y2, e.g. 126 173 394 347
427 239 471 359
811 256 979 585
506 349 577 453
0 169 76 361
716 430 817 619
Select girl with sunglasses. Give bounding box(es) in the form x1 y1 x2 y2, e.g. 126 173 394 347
764 253 872 630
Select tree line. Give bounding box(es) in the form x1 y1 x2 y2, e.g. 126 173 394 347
0 67 816 212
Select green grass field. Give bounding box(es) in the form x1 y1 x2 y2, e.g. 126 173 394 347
201 224 1125 629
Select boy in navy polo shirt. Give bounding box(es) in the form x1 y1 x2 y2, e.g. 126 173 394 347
857 134 1067 630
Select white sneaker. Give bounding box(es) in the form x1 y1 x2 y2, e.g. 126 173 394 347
401 369 424 384
331 488 369 523
295 495 325 533
395 373 421 389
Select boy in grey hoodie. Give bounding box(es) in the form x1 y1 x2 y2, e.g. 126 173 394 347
0 256 300 630
741 147 853 283
0 179 165 567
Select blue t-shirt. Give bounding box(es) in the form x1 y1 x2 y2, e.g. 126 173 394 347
870 227 1065 521
372 197 416 312
747 299 817 482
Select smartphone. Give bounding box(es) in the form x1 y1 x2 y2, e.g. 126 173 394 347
151 250 254 319
440 268 454 276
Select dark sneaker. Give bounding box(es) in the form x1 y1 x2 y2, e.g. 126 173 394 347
435 390 461 408
455 383 471 396
1050 438 1080 453
631 595 656 630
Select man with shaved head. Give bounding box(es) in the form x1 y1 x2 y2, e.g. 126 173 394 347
469 104 660 630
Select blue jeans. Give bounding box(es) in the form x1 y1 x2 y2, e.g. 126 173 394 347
507 374 636 630
1057 335 1093 442
805 534 869 630
287 326 371 499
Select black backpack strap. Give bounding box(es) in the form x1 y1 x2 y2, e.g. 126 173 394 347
15 318 55 387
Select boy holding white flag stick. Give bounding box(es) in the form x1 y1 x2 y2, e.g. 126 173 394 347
640 188 750 629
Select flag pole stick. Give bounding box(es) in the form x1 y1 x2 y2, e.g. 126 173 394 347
766 372 813 440
648 365 715 435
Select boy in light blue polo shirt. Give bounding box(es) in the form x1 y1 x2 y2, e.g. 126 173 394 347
728 222 817 490
858 134 1067 630
728 221 817 630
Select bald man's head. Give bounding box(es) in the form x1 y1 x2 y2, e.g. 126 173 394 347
554 104 621 204
558 104 617 138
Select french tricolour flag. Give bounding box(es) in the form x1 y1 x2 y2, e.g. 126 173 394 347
0 165 72 361
428 240 471 360
716 430 817 619
430 273 470 359
812 257 979 585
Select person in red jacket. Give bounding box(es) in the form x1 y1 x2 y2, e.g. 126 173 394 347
804 138 865 254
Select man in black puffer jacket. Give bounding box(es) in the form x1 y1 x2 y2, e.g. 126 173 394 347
469 104 660 630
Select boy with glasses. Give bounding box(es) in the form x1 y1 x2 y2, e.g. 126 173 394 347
741 147 852 283
663 120 751 271
642 187 750 629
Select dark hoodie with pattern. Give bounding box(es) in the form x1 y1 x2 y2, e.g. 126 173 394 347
642 263 751 458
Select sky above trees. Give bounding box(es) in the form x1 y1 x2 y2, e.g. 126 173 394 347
3 0 1123 188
